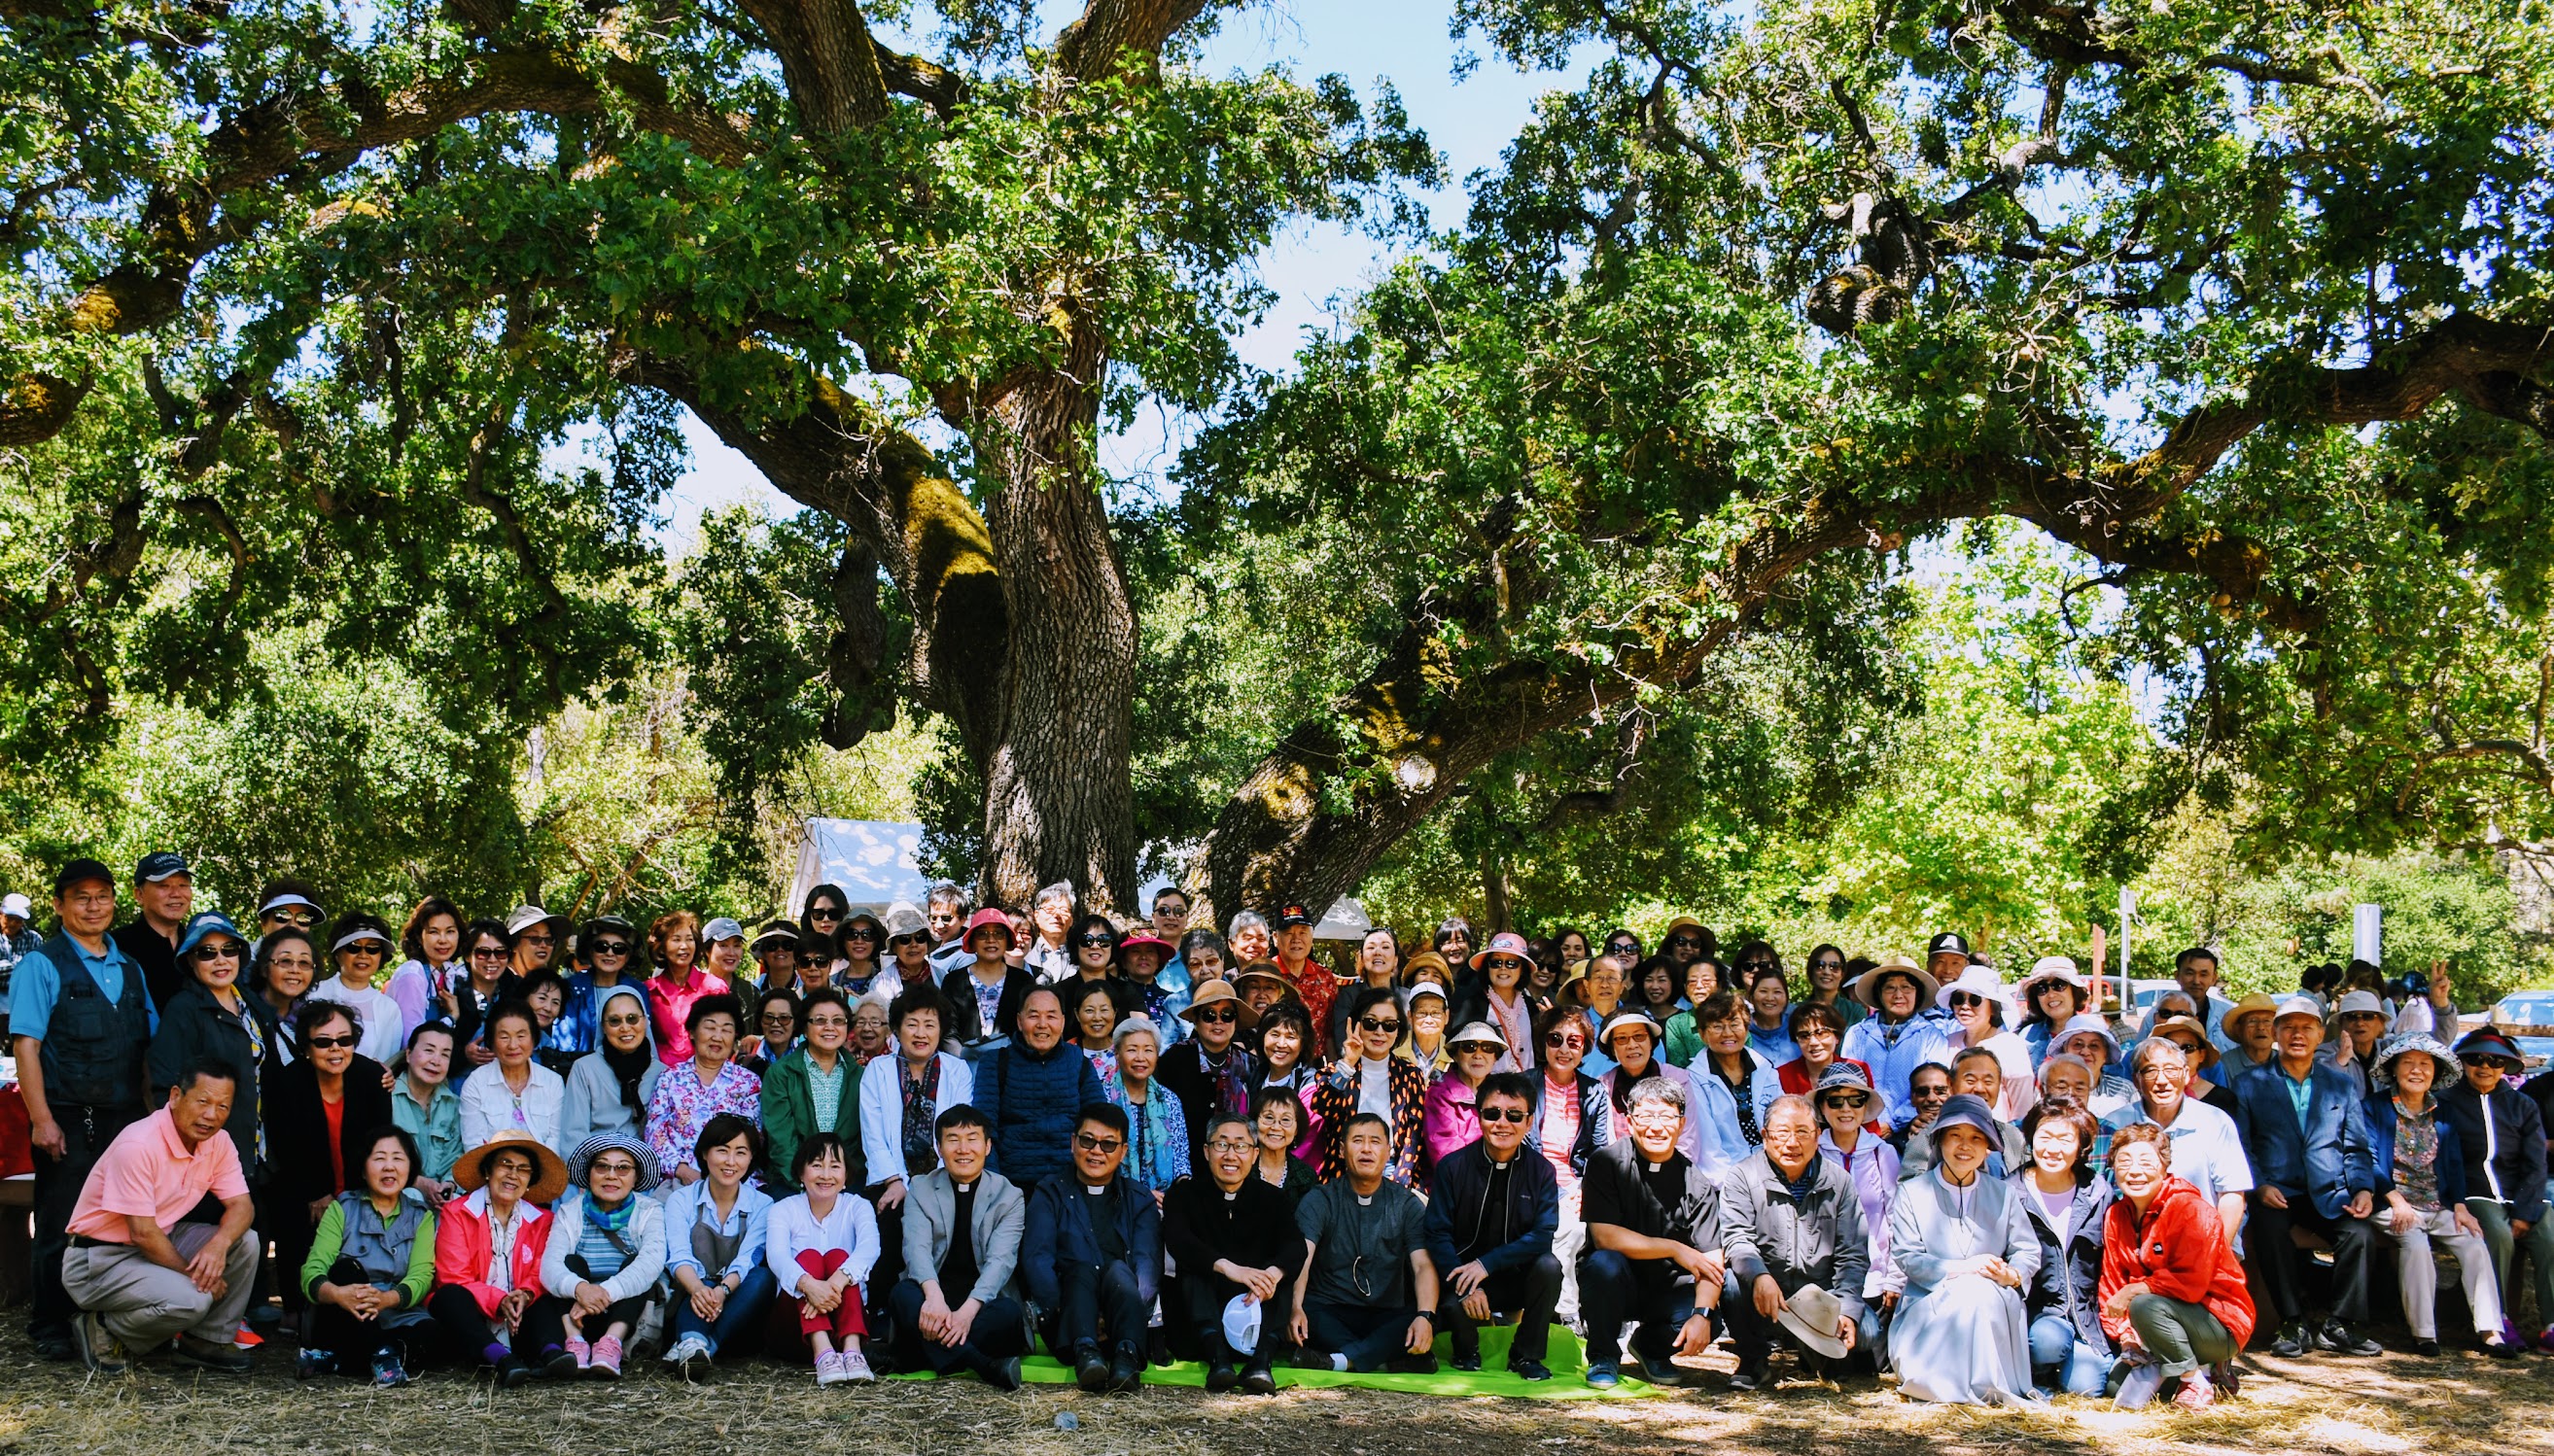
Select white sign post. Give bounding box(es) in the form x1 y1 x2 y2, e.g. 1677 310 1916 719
2353 903 2383 966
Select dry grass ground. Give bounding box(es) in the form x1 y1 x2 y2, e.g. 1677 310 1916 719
4 1326 2551 1456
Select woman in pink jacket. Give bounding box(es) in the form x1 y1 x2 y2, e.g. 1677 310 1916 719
1421 1023 1514 1173
428 1131 561 1388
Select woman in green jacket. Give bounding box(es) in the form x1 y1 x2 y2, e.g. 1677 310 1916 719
759 986 864 1196
299 1126 438 1386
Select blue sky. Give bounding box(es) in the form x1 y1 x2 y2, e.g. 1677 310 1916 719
653 0 1576 548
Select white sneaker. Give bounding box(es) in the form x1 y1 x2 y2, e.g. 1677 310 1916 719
815 1350 850 1386
839 1348 875 1383
2114 1362 2165 1410
662 1334 710 1368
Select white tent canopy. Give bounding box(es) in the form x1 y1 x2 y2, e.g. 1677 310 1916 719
787 819 933 918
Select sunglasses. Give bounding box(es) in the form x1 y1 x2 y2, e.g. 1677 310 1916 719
890 934 927 949
1665 935 1700 949
471 946 509 959
1478 1106 1529 1125
761 1011 797 1024
1073 1133 1124 1152
1452 1042 1500 1057
1948 991 1989 1009
1545 1032 1587 1050
345 941 390 957
603 1012 647 1028
1822 1092 1872 1109
587 940 631 955
306 1032 359 1050
843 927 877 941
192 944 241 961
1357 1017 1402 1034
1196 1008 1239 1024
1075 934 1115 948
808 908 843 920
517 933 554 947
265 910 317 927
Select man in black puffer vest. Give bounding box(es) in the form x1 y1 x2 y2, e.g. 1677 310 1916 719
9 859 155 1361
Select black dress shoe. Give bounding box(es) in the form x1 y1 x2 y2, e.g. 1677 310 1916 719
1108 1347 1144 1394
2268 1322 2309 1357
1075 1345 1110 1393
1509 1358 1553 1382
496 1355 536 1389
1206 1361 1240 1392
1382 1353 1438 1374
2315 1321 2382 1357
1239 1359 1277 1395
2412 1338 2442 1357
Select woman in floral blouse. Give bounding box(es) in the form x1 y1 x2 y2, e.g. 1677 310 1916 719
646 993 761 1188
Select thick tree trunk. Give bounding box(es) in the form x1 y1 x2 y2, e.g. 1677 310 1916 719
974 318 1139 913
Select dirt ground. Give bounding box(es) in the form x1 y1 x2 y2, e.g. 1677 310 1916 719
5 1325 2552 1456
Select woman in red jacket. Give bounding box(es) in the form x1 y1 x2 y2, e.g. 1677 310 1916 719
427 1131 562 1388
2099 1121 2255 1410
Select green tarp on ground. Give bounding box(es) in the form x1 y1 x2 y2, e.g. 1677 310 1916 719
895 1326 1674 1401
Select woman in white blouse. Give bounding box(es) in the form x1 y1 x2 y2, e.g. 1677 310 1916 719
460 1000 568 1152
765 1133 882 1385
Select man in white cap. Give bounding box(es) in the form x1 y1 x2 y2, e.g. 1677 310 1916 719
0 890 39 1036
2232 994 2380 1358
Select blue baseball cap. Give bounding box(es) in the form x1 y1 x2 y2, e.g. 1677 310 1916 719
135 850 192 884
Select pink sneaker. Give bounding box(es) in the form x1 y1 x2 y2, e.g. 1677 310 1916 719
814 1350 850 1386
2171 1373 2216 1411
588 1335 623 1379
562 1333 592 1372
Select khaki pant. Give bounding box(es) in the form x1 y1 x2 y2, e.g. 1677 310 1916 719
62 1223 259 1349
2371 1205 2503 1339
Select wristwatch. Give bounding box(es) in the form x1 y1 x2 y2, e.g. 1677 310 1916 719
1414 1309 1437 1323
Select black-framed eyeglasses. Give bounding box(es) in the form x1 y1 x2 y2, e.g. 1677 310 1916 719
588 940 630 955
1073 1133 1123 1152
1478 1106 1529 1124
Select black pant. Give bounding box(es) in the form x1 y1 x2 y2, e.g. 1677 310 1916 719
1176 1267 1292 1365
887 1279 1030 1375
29 1101 138 1339
308 1258 438 1366
1437 1253 1561 1364
2249 1192 2373 1325
426 1283 515 1364
1302 1300 1419 1372
521 1292 650 1351
865 1186 908 1319
1041 1261 1147 1359
1578 1248 1699 1368
258 1186 319 1316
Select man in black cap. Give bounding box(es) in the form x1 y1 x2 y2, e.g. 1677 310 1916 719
9 859 157 1360
1923 932 1971 994
1268 902 1336 1058
113 851 193 1014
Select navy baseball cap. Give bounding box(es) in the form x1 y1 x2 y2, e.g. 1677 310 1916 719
135 850 192 884
53 858 117 897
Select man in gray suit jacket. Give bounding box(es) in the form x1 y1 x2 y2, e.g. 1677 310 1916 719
890 1104 1032 1388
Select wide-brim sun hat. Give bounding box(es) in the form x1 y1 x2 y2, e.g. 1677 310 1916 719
506 904 570 938
2222 991 2280 1033
1399 951 1452 988
1177 978 1258 1027
2050 1012 2120 1064
1448 1020 1509 1052
1812 1061 1875 1097
1851 953 1939 1009
567 1131 662 1193
2146 1014 2222 1071
1469 930 1537 972
2018 956 2089 1007
2371 1032 2463 1092
1232 961 1292 997
1935 963 2013 1017
456 1131 570 1203
962 907 1016 949
1116 933 1174 960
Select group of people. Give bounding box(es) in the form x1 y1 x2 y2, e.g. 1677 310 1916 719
12 854 2553 1413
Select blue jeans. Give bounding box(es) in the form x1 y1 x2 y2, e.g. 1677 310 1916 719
669 1265 780 1356
2027 1312 2109 1396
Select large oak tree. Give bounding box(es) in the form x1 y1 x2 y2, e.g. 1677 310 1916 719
5 0 2550 915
